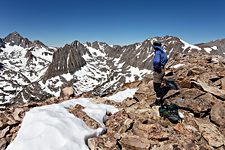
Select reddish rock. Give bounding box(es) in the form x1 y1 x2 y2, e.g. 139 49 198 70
132 123 170 141
221 78 225 90
120 134 150 150
195 118 225 148
192 80 225 100
210 101 225 127
68 104 101 129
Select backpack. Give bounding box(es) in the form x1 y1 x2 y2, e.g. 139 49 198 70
159 103 181 123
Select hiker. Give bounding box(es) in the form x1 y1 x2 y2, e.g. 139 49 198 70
152 41 168 104
0 38 5 48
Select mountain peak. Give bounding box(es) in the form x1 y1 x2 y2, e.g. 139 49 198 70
4 32 32 48
4 32 48 49
33 40 47 48
70 40 81 47
10 31 21 36
5 32 25 40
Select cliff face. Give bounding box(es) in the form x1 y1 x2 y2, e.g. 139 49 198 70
43 41 86 81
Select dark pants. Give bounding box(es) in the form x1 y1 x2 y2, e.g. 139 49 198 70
153 70 165 98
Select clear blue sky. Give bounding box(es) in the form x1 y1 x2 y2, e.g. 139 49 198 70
0 0 225 47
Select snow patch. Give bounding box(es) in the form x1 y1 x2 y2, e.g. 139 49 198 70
61 73 73 81
135 43 141 50
86 46 105 57
204 47 212 53
179 39 201 50
125 66 151 83
171 64 185 69
211 46 217 50
105 88 138 102
6 98 118 150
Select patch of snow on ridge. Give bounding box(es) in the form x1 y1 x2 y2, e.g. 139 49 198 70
179 39 201 50
171 64 185 69
211 46 217 50
204 47 212 53
6 98 118 150
61 73 73 81
86 46 106 57
135 43 142 49
105 88 138 102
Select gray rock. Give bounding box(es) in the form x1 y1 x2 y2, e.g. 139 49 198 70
210 101 225 127
0 139 7 150
195 118 225 148
192 80 225 100
120 134 150 150
44 42 86 80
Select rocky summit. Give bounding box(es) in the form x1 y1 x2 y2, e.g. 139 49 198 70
1 51 225 150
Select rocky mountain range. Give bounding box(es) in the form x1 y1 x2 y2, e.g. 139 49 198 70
0 52 225 149
0 32 225 106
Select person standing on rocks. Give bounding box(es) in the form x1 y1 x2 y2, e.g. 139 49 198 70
152 41 168 105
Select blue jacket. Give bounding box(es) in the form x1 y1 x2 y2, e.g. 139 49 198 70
153 46 168 72
0 38 5 48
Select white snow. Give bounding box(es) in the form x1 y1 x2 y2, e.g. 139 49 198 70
125 66 151 83
211 46 217 50
168 48 174 58
6 98 118 150
40 76 63 97
135 43 142 50
32 47 53 62
204 47 212 53
6 88 138 150
171 64 185 69
86 46 106 57
179 39 201 50
204 46 217 53
105 88 138 102
61 73 73 81
3 86 16 91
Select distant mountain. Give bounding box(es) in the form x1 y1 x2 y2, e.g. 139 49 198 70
44 41 86 80
0 32 55 105
0 32 225 105
196 38 225 55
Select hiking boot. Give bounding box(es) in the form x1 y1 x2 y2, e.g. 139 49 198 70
155 97 163 106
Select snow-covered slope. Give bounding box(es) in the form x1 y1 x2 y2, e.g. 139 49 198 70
40 41 152 98
0 33 54 104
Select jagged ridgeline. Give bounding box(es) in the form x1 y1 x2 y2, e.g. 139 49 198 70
0 32 225 149
0 32 225 105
